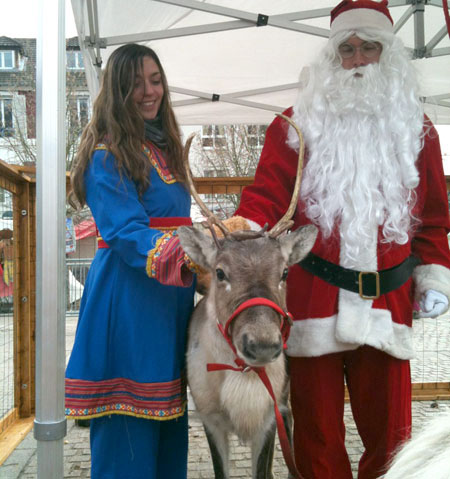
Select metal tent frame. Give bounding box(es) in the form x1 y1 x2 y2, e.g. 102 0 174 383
74 0 450 122
35 0 67 476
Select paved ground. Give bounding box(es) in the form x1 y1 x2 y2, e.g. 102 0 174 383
1 312 450 478
1 400 450 478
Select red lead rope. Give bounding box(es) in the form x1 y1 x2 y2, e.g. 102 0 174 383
206 297 304 479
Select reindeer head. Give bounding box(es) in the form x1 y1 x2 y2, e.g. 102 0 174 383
180 114 316 366
178 225 317 366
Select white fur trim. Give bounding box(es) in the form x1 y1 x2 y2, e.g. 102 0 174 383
286 312 415 360
330 9 394 37
286 315 358 357
335 211 376 341
246 219 263 231
335 288 373 343
287 219 415 360
413 263 450 303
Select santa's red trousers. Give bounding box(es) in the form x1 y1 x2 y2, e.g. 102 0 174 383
289 346 411 479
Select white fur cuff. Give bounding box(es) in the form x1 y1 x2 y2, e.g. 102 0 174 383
413 264 450 303
286 312 415 360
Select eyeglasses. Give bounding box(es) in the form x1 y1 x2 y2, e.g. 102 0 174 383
338 41 382 59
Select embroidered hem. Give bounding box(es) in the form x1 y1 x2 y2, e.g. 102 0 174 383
143 142 177 184
184 253 203 274
66 402 187 421
94 143 108 151
146 231 194 287
94 142 177 185
146 232 174 278
66 376 186 420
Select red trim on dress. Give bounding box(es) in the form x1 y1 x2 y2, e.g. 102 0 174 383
97 217 192 249
65 376 187 419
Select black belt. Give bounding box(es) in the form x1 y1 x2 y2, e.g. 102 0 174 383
298 253 420 300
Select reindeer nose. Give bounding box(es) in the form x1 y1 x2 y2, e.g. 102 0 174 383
242 334 282 363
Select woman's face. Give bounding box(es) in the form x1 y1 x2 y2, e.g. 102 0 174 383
132 56 164 120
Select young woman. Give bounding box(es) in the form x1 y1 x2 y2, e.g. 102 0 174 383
65 43 197 479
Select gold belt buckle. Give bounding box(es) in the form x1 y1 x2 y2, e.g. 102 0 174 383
358 271 380 300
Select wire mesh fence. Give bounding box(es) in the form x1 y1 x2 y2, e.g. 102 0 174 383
0 188 14 431
411 315 450 384
66 258 89 315
0 314 13 426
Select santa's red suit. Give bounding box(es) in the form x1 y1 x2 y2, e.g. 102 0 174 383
235 108 450 478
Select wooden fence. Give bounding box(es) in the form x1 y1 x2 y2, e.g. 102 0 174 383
0 161 35 464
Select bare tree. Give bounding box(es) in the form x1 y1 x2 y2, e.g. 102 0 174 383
1 73 92 227
1 79 89 172
193 124 267 218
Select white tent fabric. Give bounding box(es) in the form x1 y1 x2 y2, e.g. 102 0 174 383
71 0 450 125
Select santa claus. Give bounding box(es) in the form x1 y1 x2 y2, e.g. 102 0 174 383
234 0 450 477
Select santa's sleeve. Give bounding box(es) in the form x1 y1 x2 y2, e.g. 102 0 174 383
235 108 299 228
411 122 450 302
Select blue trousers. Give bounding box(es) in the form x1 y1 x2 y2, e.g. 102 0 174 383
90 413 188 479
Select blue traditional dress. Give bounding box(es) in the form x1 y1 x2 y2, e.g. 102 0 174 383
65 141 196 422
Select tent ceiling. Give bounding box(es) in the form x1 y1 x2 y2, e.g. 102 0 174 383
72 0 450 125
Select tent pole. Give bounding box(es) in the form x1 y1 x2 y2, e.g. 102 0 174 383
35 0 67 477
413 0 426 58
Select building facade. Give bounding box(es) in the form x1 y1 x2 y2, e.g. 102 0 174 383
0 35 90 166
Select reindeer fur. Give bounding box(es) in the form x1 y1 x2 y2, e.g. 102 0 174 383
382 409 450 479
178 224 317 479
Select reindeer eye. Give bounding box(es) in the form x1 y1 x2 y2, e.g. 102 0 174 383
216 268 226 281
281 268 289 281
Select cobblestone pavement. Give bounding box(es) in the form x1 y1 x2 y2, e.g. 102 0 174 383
1 312 450 478
2 400 450 478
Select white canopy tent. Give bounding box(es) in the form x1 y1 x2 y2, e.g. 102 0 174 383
71 0 450 125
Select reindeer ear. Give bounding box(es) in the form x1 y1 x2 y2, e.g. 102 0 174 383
177 226 217 270
279 224 318 266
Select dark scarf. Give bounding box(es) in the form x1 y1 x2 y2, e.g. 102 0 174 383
144 115 168 150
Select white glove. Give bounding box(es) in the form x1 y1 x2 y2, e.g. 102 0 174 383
416 290 449 318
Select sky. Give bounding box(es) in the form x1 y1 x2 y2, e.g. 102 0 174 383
2 0 77 38
2 0 450 172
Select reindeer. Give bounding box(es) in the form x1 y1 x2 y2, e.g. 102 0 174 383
381 410 450 479
178 116 317 479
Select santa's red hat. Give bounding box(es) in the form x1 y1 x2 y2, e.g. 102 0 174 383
330 0 394 37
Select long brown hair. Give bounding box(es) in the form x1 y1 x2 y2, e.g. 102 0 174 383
69 43 186 209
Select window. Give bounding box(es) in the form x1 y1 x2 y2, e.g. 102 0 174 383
0 99 13 137
202 124 226 150
0 51 14 70
76 97 90 127
246 124 267 149
67 50 84 70
68 96 90 131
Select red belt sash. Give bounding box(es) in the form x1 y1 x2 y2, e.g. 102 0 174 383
97 217 193 249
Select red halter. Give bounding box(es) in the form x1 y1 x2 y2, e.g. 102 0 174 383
206 297 303 479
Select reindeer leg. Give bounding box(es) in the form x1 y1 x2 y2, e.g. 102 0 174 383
280 404 293 448
258 427 276 479
280 404 297 479
251 418 276 479
203 419 229 479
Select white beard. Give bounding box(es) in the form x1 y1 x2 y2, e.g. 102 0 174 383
288 58 423 269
